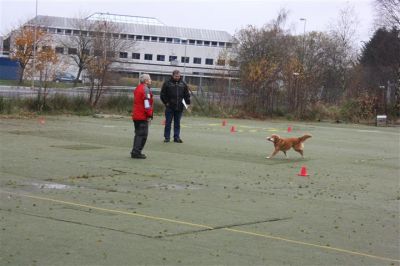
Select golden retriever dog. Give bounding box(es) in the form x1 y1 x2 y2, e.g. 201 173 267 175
266 134 312 159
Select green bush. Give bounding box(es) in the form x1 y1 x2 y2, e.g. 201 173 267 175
100 94 132 113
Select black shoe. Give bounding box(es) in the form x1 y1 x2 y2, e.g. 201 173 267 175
163 139 170 143
174 138 183 143
131 153 146 159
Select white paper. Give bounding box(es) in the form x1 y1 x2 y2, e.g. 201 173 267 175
182 99 188 109
144 99 150 109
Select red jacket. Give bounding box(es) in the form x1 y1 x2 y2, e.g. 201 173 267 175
132 83 153 121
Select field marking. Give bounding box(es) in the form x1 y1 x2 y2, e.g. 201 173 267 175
2 190 399 263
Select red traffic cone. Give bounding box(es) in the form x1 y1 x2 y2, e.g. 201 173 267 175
230 126 236 133
287 126 292 132
222 120 226 126
297 166 309 176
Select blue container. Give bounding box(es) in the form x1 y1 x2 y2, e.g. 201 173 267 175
0 57 21 80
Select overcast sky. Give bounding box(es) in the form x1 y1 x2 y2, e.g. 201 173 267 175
1 0 375 44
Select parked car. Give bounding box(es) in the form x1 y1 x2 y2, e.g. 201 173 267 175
54 73 77 83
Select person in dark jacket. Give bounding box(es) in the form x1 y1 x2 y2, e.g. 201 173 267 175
131 74 153 159
160 70 191 143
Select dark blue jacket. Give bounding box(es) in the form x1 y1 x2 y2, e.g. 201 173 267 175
160 77 191 111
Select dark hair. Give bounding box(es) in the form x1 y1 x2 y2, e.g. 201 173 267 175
172 70 181 76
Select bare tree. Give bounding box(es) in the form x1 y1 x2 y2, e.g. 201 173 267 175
235 9 295 116
374 0 400 30
57 17 94 85
31 46 59 110
85 19 134 107
328 3 359 101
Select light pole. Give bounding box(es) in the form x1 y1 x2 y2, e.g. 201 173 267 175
379 85 387 115
292 72 300 112
32 0 38 90
299 18 306 65
180 37 188 82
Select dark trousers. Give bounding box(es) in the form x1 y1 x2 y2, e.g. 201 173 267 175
131 120 149 155
164 107 183 140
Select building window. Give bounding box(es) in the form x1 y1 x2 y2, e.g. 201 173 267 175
204 41 210 46
193 57 201 64
181 39 187 44
169 55 177 62
136 35 143 40
166 38 173 43
120 34 127 39
181 56 189 63
226 42 232 48
119 52 128 59
48 28 56 33
68 48 77 55
144 36 150 41
211 41 218 46
41 46 51 52
219 42 225 47
65 29 72 35
174 38 180 43
55 47 64 54
229 60 238 67
189 39 195 45
128 35 135 40
57 29 63 34
73 30 80 36
159 37 165 42
132 53 140 59
196 40 203 45
151 36 158 42
82 49 90 55
157 55 165 61
217 59 225 66
205 58 213 65
144 54 153 60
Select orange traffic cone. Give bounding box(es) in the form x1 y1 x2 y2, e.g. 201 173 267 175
230 126 236 133
297 166 309 176
222 120 227 126
287 126 292 132
38 117 45 125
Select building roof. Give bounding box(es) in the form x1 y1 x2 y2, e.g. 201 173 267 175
85 13 166 26
27 15 233 42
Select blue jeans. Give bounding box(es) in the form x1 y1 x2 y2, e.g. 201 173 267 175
164 107 182 140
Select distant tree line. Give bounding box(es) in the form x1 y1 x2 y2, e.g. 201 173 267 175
214 0 399 122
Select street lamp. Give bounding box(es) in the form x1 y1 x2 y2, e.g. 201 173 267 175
180 37 188 82
299 18 306 65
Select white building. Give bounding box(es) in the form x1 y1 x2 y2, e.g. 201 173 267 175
12 13 238 84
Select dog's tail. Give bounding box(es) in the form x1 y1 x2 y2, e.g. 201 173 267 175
298 134 312 142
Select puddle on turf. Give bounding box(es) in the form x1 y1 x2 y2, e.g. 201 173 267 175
147 183 201 190
31 182 71 190
50 144 104 150
8 130 35 135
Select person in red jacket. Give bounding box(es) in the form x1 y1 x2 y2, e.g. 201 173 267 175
131 74 153 159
